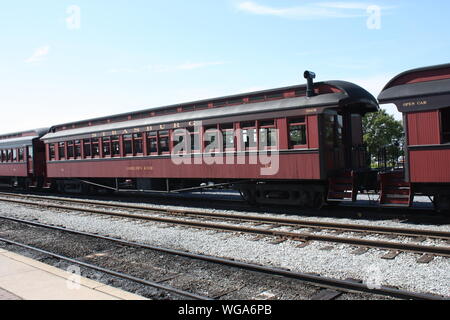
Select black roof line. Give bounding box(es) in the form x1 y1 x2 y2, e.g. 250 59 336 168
0 127 50 140
382 63 450 91
51 80 378 130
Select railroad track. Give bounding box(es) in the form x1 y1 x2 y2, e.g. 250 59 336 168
0 192 449 259
0 215 447 300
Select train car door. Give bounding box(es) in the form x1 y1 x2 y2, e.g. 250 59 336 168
27 145 34 175
323 112 364 172
323 112 345 172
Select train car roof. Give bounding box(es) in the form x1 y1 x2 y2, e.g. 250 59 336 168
378 64 450 111
42 80 378 142
0 128 49 149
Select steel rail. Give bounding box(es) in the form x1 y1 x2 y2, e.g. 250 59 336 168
1 197 450 257
0 236 211 300
0 215 446 301
0 192 449 240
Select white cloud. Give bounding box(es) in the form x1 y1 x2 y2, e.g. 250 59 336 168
236 1 390 19
25 46 50 63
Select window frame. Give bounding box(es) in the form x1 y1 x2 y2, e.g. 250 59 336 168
123 134 133 156
258 119 278 150
158 130 170 154
133 133 144 156
66 141 75 160
147 131 159 155
111 136 121 157
241 121 258 151
102 137 112 157
91 138 100 158
288 117 308 149
220 123 236 152
58 142 66 160
83 139 92 158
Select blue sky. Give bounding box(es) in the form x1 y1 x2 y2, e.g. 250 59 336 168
1 0 449 133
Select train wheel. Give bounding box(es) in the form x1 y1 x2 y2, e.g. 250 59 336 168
312 192 326 209
435 195 450 213
240 189 257 205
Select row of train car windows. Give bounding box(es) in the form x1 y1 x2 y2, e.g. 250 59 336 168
0 147 31 163
48 118 308 161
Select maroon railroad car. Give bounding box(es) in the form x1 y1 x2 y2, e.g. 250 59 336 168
0 128 49 188
378 63 450 211
40 73 379 207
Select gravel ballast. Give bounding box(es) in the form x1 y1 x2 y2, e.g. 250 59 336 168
0 201 448 298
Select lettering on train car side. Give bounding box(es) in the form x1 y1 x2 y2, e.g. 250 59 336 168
126 166 153 171
402 100 428 107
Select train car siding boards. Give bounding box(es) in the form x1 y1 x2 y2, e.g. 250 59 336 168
378 63 450 185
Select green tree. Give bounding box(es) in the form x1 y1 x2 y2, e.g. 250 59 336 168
363 109 404 167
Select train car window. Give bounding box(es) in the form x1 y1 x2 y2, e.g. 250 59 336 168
58 142 65 160
123 134 133 155
92 138 100 157
12 149 17 162
111 136 120 156
83 139 92 158
173 130 186 152
266 93 283 100
49 145 55 161
195 104 208 110
102 137 111 156
147 132 158 154
249 96 265 103
183 105 195 112
74 140 81 159
187 127 200 152
220 124 235 151
204 125 219 150
7 150 11 162
0 150 4 162
28 146 33 160
214 101 227 108
289 117 307 148
159 130 170 153
241 122 257 150
442 107 450 143
227 98 242 105
67 141 74 159
133 133 143 155
259 120 277 149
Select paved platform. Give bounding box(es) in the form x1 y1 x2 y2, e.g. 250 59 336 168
0 248 148 300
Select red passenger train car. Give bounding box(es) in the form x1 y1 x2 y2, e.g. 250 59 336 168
39 73 379 207
1 66 448 212
0 128 49 188
378 63 450 211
